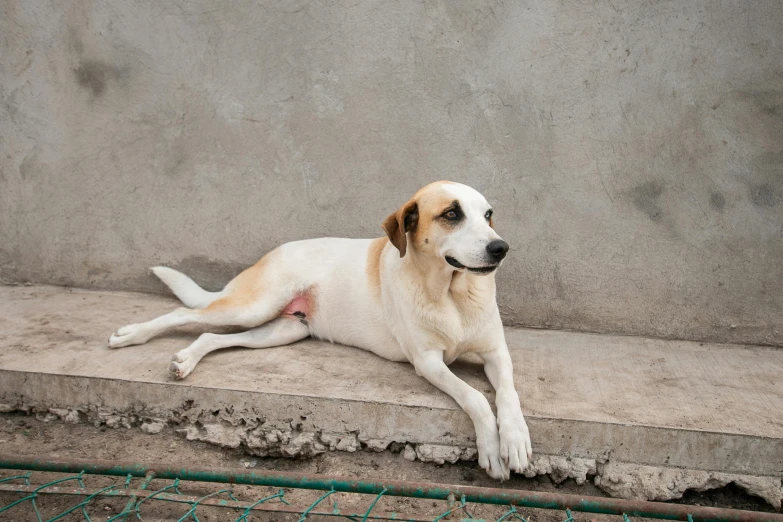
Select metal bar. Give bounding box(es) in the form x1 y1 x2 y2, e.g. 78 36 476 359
1 454 780 522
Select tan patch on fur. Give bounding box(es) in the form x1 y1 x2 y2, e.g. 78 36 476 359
415 180 454 193
198 249 279 313
381 181 460 256
302 286 318 316
410 188 458 246
366 237 388 298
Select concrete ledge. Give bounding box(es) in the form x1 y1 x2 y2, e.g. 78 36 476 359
0 286 781 506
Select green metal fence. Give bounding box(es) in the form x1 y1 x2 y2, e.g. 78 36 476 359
1 455 780 522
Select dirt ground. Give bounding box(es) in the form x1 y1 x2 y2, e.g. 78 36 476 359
0 413 774 522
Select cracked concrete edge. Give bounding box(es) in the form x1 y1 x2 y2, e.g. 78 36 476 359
595 462 782 510
2 401 781 508
2 371 780 475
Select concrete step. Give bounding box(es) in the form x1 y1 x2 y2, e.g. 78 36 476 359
0 285 781 507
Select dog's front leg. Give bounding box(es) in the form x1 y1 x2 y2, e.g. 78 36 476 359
480 339 532 474
411 349 510 480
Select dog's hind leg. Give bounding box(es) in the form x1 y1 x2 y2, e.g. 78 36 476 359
109 250 301 349
108 283 296 349
168 318 309 379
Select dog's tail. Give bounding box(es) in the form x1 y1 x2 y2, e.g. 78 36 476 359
151 266 221 309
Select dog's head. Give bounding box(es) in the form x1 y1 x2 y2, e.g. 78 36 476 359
382 181 508 275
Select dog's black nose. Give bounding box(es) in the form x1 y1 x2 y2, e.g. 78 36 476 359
486 239 509 261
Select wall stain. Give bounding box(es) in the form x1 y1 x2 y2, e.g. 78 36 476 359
18 149 43 180
86 266 111 278
630 180 665 221
749 182 781 207
552 264 566 300
709 191 726 212
73 60 120 97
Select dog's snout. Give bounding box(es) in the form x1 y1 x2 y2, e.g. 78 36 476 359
486 239 509 261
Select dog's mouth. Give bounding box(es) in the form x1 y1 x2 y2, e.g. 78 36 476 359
445 256 499 274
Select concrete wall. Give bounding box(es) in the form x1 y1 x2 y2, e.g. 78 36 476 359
1 1 782 346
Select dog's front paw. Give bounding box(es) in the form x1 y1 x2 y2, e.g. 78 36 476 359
477 433 510 481
499 419 532 473
169 351 197 380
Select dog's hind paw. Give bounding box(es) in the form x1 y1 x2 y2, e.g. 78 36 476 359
108 324 148 348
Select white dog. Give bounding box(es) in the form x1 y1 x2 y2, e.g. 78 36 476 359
109 181 532 479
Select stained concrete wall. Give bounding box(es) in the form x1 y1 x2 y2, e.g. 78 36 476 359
1 1 782 346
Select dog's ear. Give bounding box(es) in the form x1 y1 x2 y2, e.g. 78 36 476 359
382 199 419 257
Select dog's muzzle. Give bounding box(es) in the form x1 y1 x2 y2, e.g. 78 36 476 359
446 256 499 274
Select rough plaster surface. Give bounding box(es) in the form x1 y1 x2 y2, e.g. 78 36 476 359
1 1 782 345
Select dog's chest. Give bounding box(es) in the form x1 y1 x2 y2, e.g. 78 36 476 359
420 281 494 345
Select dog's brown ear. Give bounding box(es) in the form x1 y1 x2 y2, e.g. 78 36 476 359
382 199 419 257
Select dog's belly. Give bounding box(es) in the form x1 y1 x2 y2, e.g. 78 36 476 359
312 315 408 362
268 237 409 362
305 299 408 362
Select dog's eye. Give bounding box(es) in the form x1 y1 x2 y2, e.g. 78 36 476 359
485 209 493 221
440 204 463 222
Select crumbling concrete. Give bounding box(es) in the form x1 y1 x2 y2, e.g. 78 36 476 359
140 420 165 435
522 455 597 486
595 462 782 510
5 403 782 508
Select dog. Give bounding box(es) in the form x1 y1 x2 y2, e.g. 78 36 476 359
109 180 532 479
